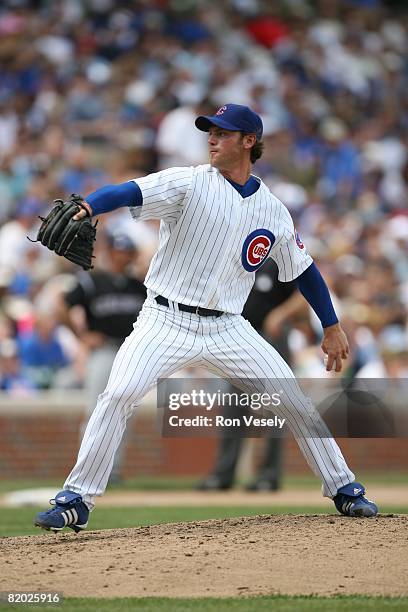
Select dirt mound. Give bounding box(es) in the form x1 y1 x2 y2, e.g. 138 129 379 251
2 514 407 598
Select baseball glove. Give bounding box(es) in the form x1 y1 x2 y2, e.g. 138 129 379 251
32 194 97 270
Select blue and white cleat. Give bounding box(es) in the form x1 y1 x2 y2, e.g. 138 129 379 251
34 490 89 533
333 482 378 517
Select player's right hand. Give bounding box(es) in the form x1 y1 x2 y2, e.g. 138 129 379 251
321 322 349 373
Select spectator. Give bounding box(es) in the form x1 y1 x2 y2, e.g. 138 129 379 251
58 146 109 195
156 100 212 169
0 338 34 395
0 197 45 274
317 117 362 205
18 311 69 390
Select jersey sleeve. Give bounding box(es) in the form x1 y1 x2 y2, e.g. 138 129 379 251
129 166 193 222
64 282 86 308
64 272 94 307
270 208 313 282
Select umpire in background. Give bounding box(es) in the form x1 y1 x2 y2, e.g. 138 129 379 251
58 231 146 481
198 259 304 491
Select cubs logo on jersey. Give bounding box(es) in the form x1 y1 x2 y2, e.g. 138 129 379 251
295 229 304 249
241 228 275 272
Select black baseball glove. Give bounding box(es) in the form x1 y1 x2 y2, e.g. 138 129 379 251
32 194 97 270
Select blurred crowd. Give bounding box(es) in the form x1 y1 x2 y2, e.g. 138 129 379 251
0 0 407 394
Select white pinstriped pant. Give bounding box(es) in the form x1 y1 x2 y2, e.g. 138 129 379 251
65 296 354 509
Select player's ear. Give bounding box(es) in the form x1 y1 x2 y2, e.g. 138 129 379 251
243 134 256 149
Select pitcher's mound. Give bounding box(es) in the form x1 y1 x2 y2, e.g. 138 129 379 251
2 514 406 598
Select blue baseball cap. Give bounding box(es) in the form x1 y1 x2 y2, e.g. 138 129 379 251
195 104 263 141
106 231 136 251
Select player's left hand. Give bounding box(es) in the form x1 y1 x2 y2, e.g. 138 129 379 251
33 194 97 270
321 322 349 373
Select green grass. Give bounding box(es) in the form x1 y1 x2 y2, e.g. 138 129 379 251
106 471 408 491
0 471 406 494
1 505 407 538
0 505 326 537
1 595 408 611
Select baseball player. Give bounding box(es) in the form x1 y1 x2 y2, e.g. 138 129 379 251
35 104 378 532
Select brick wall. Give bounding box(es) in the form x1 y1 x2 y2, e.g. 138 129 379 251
1 411 407 480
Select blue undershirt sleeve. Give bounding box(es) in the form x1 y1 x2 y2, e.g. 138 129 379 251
296 262 338 328
85 181 142 216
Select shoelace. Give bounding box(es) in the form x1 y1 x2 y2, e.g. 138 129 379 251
42 498 57 514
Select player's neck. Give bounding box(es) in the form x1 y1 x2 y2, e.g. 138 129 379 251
110 263 126 275
218 162 252 186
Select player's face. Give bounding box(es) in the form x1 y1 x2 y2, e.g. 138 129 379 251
110 248 135 270
208 127 247 168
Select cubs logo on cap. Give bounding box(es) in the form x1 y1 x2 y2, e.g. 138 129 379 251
241 228 275 272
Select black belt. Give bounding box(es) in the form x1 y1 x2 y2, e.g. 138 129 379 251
155 295 224 317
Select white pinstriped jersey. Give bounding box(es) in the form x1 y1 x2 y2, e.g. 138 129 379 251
130 164 313 314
